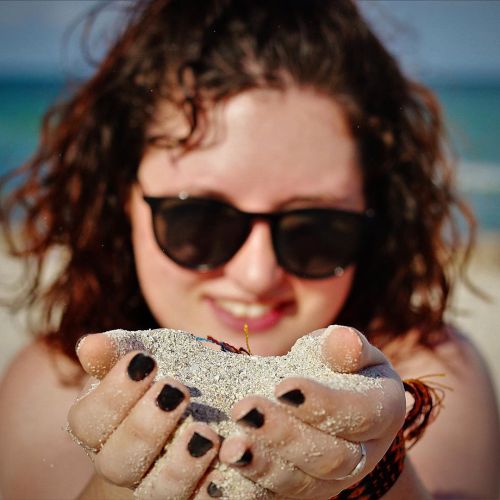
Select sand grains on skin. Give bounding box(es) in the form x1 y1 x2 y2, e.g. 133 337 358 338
85 327 383 498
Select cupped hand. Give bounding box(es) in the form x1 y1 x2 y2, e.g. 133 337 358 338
68 335 220 500
214 325 406 499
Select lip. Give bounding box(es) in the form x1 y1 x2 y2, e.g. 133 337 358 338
206 297 293 332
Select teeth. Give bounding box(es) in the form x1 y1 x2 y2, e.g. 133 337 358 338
216 299 273 318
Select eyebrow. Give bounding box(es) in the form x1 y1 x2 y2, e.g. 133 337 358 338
279 194 355 209
179 189 356 210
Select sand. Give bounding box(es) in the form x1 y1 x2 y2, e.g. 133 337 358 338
85 327 381 498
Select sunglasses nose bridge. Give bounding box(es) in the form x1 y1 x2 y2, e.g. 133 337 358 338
244 211 281 252
223 216 286 293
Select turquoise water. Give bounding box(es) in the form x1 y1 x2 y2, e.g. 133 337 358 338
432 82 500 230
433 82 500 165
0 78 62 171
1 77 499 229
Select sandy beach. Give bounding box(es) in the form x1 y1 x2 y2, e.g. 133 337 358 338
1 232 499 406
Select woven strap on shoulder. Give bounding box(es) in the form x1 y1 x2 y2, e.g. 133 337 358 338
330 378 443 500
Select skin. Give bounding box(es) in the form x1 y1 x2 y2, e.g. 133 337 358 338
131 88 363 356
70 326 405 499
0 88 498 499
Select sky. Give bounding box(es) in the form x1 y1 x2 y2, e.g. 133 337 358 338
0 0 499 80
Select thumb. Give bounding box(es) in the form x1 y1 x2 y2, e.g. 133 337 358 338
75 333 120 379
320 325 387 373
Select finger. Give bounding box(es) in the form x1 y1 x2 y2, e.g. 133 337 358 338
192 469 226 499
193 463 270 499
76 333 121 379
220 434 335 499
68 350 157 450
274 376 405 441
231 396 363 481
321 325 388 373
94 378 190 487
135 422 220 500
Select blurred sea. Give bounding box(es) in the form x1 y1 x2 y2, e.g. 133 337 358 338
1 76 499 230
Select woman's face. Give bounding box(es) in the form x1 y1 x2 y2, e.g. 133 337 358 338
130 87 364 355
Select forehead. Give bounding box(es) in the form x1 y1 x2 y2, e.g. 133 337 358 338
141 87 364 211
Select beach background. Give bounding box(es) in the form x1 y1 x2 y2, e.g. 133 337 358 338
0 1 499 403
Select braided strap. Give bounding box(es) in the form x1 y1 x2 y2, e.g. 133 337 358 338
331 377 443 500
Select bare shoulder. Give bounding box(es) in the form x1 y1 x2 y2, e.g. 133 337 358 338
394 326 500 499
0 340 93 500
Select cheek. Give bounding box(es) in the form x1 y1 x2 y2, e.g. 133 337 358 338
130 195 198 326
297 267 355 325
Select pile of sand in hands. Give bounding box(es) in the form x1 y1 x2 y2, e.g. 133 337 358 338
91 327 383 498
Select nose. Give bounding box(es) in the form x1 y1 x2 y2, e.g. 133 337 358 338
223 221 286 296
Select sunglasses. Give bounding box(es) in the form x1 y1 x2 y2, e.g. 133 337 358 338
142 192 373 280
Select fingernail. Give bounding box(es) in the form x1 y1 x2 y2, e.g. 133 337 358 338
207 481 223 497
187 432 214 457
156 384 185 411
237 408 264 428
127 353 155 381
277 388 305 406
232 448 253 467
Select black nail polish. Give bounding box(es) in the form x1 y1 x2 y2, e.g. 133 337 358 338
187 432 214 457
156 384 185 411
207 481 223 497
127 353 155 381
237 408 264 428
233 448 253 467
277 388 305 406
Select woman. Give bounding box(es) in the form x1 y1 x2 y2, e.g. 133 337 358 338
0 0 498 498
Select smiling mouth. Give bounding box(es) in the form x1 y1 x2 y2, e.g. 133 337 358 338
207 297 294 332
214 299 274 318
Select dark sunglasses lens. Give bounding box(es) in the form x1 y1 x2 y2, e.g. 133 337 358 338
153 200 249 270
275 210 365 278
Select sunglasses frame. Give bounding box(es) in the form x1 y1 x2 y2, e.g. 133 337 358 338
141 191 375 279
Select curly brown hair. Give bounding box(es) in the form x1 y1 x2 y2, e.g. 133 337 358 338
0 0 475 362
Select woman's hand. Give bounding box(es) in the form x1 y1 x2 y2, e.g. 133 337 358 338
69 326 405 499
68 335 220 499
213 326 406 499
